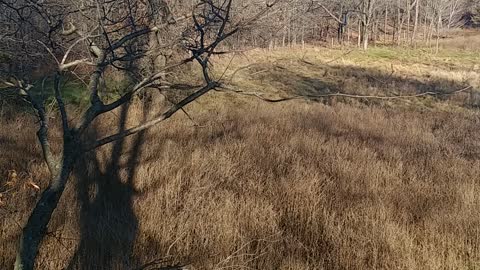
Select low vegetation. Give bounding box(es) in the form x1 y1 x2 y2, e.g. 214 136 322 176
2 35 480 269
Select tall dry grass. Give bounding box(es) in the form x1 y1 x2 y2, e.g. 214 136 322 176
1 97 480 269
2 38 480 269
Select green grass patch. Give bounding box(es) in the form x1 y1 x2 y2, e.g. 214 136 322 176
29 78 89 106
29 77 131 107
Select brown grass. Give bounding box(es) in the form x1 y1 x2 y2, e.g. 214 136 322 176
2 41 480 269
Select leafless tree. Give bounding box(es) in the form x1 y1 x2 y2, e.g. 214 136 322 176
0 0 476 268
0 1 280 269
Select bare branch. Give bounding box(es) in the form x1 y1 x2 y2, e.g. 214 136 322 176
9 79 58 175
217 85 473 103
59 59 94 71
53 73 69 134
87 81 219 151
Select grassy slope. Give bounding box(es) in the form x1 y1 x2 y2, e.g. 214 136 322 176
1 34 480 269
214 42 480 109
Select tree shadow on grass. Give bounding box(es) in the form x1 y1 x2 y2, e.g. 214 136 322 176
243 60 474 107
67 101 148 270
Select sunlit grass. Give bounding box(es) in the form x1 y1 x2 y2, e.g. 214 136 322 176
2 32 480 270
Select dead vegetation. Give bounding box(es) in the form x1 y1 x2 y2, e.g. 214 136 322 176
2 43 480 269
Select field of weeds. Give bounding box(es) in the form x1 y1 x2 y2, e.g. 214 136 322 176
1 37 480 269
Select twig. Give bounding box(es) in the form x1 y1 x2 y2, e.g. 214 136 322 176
227 63 265 84
324 49 354 64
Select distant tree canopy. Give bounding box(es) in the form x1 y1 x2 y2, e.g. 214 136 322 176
463 3 480 27
1 0 478 79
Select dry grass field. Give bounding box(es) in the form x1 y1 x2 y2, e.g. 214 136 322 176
1 36 480 269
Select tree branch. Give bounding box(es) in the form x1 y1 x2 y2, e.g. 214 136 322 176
11 80 59 175
87 81 219 151
216 85 473 103
53 73 69 134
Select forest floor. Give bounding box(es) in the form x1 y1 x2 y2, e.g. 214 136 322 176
1 32 480 269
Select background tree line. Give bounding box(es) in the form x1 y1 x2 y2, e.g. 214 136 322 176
0 0 478 269
1 0 478 82
231 0 480 50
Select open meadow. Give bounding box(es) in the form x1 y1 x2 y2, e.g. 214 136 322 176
2 32 480 269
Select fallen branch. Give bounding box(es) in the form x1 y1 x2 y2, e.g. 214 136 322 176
217 85 473 103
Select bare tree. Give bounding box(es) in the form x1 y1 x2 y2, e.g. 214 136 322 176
0 0 280 269
0 0 475 267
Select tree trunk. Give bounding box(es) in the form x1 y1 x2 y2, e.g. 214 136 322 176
347 24 351 44
363 31 369 50
14 152 78 270
406 0 411 42
361 0 367 49
423 13 428 42
397 4 402 45
427 14 435 46
384 5 388 44
337 7 345 44
361 0 375 50
301 24 305 49
358 19 362 47
287 8 292 47
448 0 459 29
393 7 397 43
436 12 441 54
412 0 420 47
